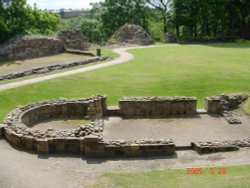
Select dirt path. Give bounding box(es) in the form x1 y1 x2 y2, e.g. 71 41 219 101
0 44 179 91
1 139 250 188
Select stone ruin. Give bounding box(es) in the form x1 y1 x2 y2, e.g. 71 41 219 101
0 94 249 157
205 94 249 124
0 28 89 61
109 24 154 46
57 28 89 51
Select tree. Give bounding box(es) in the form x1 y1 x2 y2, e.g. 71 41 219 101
147 0 171 33
0 0 60 43
172 0 250 41
100 0 149 38
80 19 103 43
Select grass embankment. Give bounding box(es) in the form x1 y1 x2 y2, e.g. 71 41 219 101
0 48 118 85
89 165 250 188
0 43 249 122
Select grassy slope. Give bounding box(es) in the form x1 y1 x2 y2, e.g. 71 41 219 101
89 165 250 188
0 49 118 85
0 43 249 122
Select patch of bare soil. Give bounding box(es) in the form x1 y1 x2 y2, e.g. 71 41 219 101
30 118 91 130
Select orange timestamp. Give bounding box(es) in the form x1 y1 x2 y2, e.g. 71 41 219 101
186 167 227 175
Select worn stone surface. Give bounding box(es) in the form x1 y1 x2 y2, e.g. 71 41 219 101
109 24 154 45
57 28 89 50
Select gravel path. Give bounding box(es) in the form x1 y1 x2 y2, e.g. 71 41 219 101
0 44 179 91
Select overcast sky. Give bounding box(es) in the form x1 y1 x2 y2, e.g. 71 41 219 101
27 0 103 9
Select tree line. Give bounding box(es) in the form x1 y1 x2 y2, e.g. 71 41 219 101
1 0 250 44
0 0 60 43
74 0 250 43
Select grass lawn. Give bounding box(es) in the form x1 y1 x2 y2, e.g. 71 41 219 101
0 42 249 122
88 165 250 188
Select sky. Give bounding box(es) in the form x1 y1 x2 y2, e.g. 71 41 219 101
27 0 103 10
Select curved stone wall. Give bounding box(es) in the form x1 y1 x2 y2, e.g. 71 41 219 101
2 95 106 153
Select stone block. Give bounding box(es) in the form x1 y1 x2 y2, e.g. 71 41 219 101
84 135 99 143
22 136 35 150
205 97 223 114
37 139 49 154
65 138 80 153
80 138 85 155
0 124 6 138
54 138 65 152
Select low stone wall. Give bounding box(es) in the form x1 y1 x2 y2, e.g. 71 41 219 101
2 95 106 152
0 35 64 61
118 97 197 116
2 95 178 156
57 28 89 50
191 138 250 154
0 28 89 61
205 94 249 114
205 94 249 124
83 136 175 157
0 56 109 81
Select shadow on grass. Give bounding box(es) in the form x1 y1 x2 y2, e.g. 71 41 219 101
200 42 250 49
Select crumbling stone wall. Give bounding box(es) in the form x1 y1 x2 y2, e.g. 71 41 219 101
205 94 249 114
1 95 177 156
57 28 89 50
0 35 64 61
118 96 197 116
109 24 154 45
205 94 249 124
0 28 89 61
2 95 106 153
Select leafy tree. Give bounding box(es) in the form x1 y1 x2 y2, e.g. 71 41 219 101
0 0 60 43
80 19 103 43
100 0 149 38
147 0 172 33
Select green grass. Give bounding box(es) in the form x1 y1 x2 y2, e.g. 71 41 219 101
89 165 250 188
0 43 249 122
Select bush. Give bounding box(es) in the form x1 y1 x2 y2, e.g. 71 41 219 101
80 19 104 43
0 0 60 43
148 21 165 42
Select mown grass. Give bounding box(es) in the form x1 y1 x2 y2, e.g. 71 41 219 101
0 43 249 122
89 165 250 188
